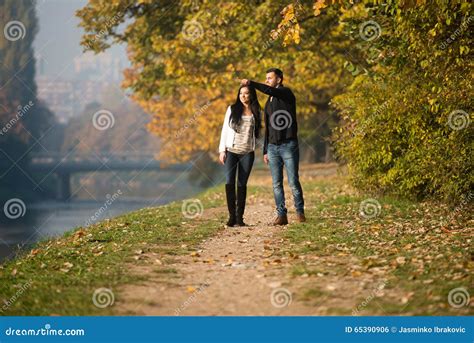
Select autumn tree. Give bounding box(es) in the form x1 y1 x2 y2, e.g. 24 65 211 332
77 0 472 202
77 0 348 164
280 0 473 201
0 0 53 201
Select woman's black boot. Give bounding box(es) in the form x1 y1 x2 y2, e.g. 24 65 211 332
225 184 237 227
236 185 247 226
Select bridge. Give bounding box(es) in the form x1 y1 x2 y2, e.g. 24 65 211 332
24 152 191 201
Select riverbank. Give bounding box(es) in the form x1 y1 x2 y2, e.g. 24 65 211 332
0 169 207 263
0 164 471 315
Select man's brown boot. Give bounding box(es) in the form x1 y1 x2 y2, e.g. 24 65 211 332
272 214 288 226
296 213 306 223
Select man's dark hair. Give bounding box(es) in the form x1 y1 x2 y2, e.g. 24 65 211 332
266 68 283 84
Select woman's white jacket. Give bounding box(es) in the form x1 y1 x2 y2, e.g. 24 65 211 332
218 106 256 153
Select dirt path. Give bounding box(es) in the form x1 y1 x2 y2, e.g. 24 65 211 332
116 202 313 315
115 165 394 316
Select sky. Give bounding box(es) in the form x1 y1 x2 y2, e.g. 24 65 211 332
33 0 128 79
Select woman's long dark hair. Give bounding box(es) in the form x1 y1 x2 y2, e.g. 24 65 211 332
229 85 262 138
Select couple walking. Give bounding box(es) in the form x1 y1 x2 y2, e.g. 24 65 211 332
218 68 306 227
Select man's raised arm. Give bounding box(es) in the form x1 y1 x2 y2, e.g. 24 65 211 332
241 79 294 102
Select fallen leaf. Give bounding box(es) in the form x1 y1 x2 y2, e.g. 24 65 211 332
29 249 41 257
396 256 406 265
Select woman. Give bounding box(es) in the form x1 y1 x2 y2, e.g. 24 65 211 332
218 85 261 227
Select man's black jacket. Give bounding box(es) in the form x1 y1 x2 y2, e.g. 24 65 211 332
249 81 298 155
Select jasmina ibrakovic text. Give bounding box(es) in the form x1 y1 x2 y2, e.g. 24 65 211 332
399 326 466 333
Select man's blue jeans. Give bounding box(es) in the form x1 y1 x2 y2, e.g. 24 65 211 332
267 139 304 216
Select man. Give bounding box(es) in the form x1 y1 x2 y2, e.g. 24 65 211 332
241 68 305 225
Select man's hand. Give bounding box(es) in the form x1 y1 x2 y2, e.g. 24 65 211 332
263 154 269 165
240 79 250 86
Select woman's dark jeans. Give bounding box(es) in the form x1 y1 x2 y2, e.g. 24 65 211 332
225 151 255 187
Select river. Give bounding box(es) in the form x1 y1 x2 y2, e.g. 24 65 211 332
0 191 203 264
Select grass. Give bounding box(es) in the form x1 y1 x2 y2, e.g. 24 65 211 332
279 173 472 315
0 184 226 316
0 166 471 316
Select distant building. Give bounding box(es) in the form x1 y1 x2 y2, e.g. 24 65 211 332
73 52 123 82
36 52 126 123
35 52 46 76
